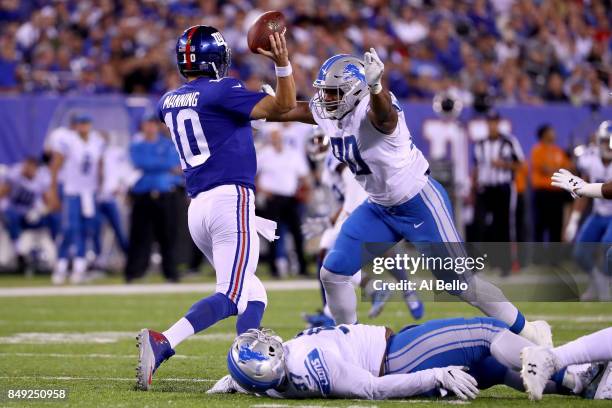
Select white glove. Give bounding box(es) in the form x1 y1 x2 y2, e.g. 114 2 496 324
432 366 479 401
301 216 331 240
206 375 249 394
363 48 384 94
551 169 585 199
261 83 276 97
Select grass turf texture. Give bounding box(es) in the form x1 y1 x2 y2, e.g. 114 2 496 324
0 288 611 407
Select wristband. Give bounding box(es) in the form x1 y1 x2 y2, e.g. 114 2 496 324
579 182 604 198
275 63 292 77
369 83 382 94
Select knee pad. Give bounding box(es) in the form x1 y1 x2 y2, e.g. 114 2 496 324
322 249 360 276
320 266 355 284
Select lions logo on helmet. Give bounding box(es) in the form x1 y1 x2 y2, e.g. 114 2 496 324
312 54 368 120
597 120 612 160
227 329 286 393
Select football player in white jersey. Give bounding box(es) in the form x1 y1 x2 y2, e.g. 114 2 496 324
302 126 423 325
0 157 56 272
266 50 550 346
553 121 612 301
210 318 612 401
47 114 105 284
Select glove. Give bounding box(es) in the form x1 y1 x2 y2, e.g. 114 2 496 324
261 83 276 97
206 375 249 394
432 366 479 401
363 48 384 94
551 168 585 199
301 216 331 240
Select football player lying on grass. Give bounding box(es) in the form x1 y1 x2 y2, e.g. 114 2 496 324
208 317 612 401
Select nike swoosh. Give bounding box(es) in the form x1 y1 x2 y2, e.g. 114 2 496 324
414 221 425 229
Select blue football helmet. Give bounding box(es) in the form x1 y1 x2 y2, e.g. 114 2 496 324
176 25 231 79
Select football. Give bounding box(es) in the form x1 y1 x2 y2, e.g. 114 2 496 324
247 11 286 54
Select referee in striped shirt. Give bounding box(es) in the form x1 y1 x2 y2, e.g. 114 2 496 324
472 111 525 274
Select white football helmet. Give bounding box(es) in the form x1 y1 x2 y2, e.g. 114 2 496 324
311 54 368 120
227 329 285 393
306 125 329 161
597 120 612 160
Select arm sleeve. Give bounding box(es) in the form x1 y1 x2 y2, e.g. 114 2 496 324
326 354 438 400
217 78 268 121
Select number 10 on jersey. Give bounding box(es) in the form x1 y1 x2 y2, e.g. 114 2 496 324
164 109 210 169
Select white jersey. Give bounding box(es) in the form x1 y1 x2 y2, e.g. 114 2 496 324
5 164 51 214
98 145 132 202
46 126 75 184
312 94 429 207
321 151 368 214
266 324 438 400
54 130 105 196
577 151 612 216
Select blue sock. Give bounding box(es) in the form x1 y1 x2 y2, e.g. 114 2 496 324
508 310 526 334
185 293 237 333
236 301 265 335
551 368 572 395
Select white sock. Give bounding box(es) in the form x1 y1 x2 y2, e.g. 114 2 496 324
320 267 357 324
163 317 195 349
553 327 612 367
55 258 68 275
73 257 87 275
490 329 534 370
459 274 519 326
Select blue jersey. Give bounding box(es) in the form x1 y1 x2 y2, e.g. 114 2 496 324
157 76 267 197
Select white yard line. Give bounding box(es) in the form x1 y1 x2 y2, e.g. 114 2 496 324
0 375 214 383
0 331 234 344
0 280 318 297
0 352 200 360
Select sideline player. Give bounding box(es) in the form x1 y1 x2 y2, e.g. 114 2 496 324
0 157 56 272
210 319 611 400
265 50 549 345
47 114 104 285
135 25 297 390
552 120 612 300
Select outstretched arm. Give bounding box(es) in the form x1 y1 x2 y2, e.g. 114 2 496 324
264 101 316 124
364 48 398 135
250 31 297 120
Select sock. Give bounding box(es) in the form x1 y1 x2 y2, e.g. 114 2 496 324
320 267 357 324
322 304 332 318
490 329 534 370
163 317 194 349
459 274 523 332
236 301 265 335
73 257 88 276
184 292 238 333
552 327 612 367
55 258 68 275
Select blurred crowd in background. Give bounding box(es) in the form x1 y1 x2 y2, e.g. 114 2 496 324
0 0 611 107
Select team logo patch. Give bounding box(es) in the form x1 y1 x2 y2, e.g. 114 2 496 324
305 349 331 396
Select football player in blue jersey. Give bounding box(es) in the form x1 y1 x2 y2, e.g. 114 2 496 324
135 25 297 390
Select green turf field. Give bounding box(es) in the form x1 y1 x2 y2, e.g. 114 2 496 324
0 285 611 407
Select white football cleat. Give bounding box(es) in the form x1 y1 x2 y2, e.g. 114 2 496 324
521 346 561 400
594 362 612 400
51 270 68 285
520 320 553 347
207 374 247 394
